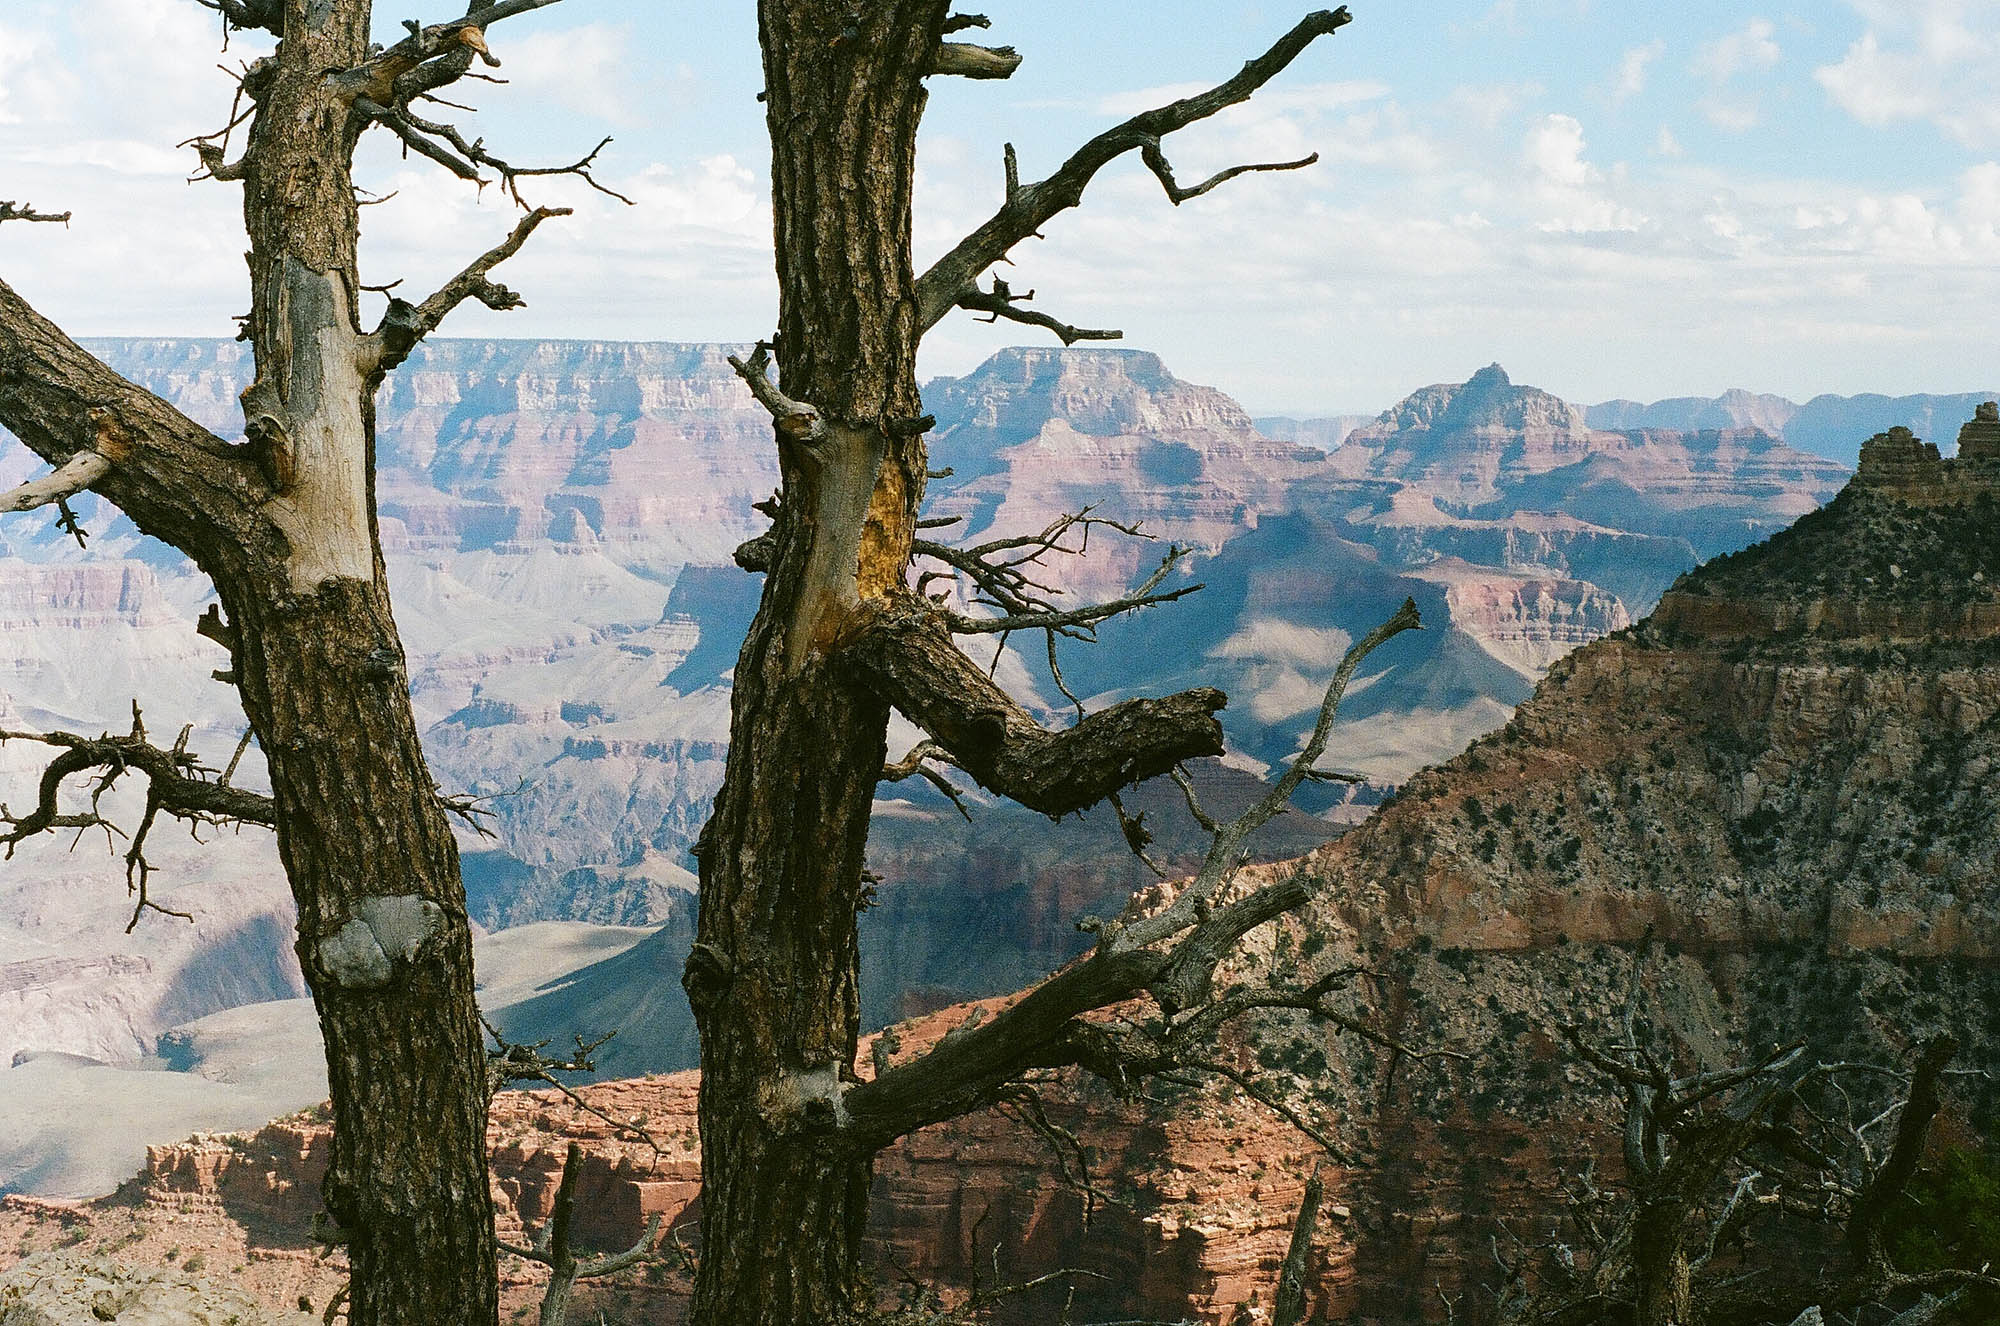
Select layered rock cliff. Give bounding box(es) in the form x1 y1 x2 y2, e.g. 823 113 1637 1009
0 344 1868 1153
13 410 2000 1323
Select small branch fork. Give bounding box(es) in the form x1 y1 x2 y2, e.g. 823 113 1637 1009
0 707 273 932
497 1141 663 1326
880 739 974 821
840 599 1427 1153
916 8 1352 341
950 277 1122 347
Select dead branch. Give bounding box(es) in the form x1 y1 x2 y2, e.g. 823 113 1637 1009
367 206 571 374
839 599 1423 1150
0 201 70 225
498 1141 662 1326
841 593 1225 818
359 99 632 207
728 342 829 448
916 8 1352 335
0 709 274 932
949 277 1122 346
1140 138 1320 205
1272 1166 1326 1326
0 451 110 515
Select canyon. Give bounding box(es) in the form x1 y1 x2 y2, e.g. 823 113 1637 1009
8 404 1991 1323
0 343 1858 1099
0 344 1995 1320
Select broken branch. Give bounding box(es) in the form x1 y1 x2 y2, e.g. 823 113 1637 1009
929 42 1023 80
367 206 571 375
0 450 110 515
0 201 70 225
728 342 829 448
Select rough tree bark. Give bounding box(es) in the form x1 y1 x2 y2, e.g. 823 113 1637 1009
687 8 1357 1322
0 2 598 1321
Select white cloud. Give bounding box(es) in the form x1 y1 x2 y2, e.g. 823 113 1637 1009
1655 126 1686 158
501 24 648 126
1612 41 1665 103
1694 19 1781 83
1817 0 2000 146
1525 115 1593 188
1523 114 1646 232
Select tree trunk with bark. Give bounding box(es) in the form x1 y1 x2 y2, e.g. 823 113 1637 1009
684 6 943 1318
1 1 596 1320
688 8 1357 1323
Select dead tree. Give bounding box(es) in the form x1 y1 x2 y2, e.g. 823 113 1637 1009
0 3 613 1321
1495 998 2000 1326
687 14 1366 1315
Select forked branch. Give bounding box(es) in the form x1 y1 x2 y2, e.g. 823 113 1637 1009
840 598 1422 1150
916 7 1352 334
0 710 273 932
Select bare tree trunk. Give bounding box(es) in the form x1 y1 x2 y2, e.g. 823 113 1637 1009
0 0 581 1316
685 7 943 1320
228 583 496 1325
222 10 497 1320
686 8 1355 1322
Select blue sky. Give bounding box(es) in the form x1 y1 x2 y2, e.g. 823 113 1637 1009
2 1 1997 414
